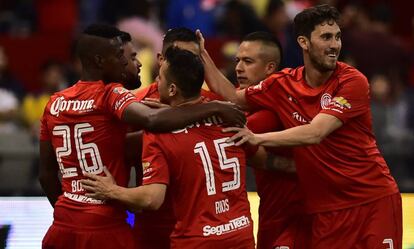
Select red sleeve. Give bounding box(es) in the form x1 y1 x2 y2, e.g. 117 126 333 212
141 132 170 186
201 88 223 101
320 73 369 124
246 109 282 133
134 82 159 100
106 85 140 120
245 77 280 111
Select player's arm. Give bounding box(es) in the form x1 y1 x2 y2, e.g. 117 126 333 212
39 140 62 207
122 100 246 132
225 113 343 147
125 130 143 168
81 168 166 211
196 30 248 109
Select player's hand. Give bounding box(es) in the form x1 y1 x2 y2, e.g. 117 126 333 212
141 98 169 109
212 100 246 127
80 167 117 200
223 126 259 146
195 29 206 52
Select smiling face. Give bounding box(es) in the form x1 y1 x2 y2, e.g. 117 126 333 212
305 21 342 72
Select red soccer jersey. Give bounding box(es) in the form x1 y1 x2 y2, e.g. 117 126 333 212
142 119 254 249
245 62 399 213
40 80 139 221
246 110 304 249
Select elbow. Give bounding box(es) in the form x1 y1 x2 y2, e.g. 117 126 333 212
307 129 325 145
143 196 163 210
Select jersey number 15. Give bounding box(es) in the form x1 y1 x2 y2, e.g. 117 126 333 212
194 138 241 196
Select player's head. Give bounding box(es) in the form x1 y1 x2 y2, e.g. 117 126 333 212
121 34 143 89
76 24 131 84
236 31 282 89
294 4 341 72
158 28 200 66
157 47 204 105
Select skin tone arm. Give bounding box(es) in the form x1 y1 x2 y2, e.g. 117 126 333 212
80 168 166 211
225 113 343 147
196 30 248 109
122 100 246 132
247 146 296 173
39 141 62 207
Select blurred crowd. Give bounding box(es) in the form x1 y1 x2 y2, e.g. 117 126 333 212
0 0 413 194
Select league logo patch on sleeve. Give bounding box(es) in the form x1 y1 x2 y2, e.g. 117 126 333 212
113 87 129 94
332 96 351 109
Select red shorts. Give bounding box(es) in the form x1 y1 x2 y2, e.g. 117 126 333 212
257 218 301 249
308 193 402 249
42 207 135 249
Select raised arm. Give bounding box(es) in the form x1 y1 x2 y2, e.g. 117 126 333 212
196 30 248 109
122 100 246 132
39 140 62 207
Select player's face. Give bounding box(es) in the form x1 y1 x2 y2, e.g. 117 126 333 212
103 39 129 83
122 42 142 89
308 21 341 72
157 60 171 105
235 41 270 89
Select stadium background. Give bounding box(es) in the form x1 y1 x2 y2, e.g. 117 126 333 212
0 0 413 248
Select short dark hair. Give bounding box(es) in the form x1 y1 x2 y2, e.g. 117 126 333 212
242 31 283 66
162 27 198 54
83 24 131 41
164 46 204 99
293 4 340 38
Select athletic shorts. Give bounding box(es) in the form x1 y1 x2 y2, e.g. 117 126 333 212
308 193 402 249
42 207 135 249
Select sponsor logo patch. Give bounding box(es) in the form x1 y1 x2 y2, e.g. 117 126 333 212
113 87 129 94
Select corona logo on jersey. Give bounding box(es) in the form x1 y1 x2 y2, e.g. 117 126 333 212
202 215 250 236
50 96 94 117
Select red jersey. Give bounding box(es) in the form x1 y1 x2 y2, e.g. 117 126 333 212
133 82 175 249
245 62 399 213
246 110 304 249
40 80 139 221
142 118 254 249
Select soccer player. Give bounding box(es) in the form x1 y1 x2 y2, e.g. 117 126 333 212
81 47 257 249
234 31 304 249
39 24 245 249
200 5 402 249
130 27 222 249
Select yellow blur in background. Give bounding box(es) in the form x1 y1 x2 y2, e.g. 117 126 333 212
248 192 414 249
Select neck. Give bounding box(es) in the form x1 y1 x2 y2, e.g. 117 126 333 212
170 94 202 107
80 69 104 82
303 57 335 88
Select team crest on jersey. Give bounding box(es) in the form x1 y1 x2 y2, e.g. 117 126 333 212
113 87 129 94
320 93 332 110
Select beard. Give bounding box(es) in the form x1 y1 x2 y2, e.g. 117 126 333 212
308 45 339 73
123 73 141 90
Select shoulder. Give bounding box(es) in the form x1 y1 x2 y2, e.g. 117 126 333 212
135 82 159 100
336 62 368 87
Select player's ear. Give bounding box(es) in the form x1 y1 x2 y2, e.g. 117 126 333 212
297 36 309 51
94 54 104 68
156 53 164 67
168 83 177 97
265 61 276 75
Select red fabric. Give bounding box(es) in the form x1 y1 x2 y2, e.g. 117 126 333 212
40 81 139 219
308 193 402 249
133 82 175 249
42 206 135 249
246 110 304 249
245 62 399 213
142 122 254 247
